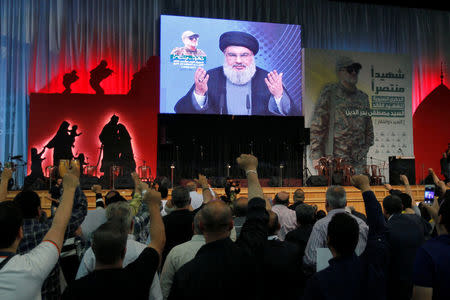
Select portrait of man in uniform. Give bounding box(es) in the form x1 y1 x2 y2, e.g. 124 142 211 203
173 31 295 116
171 30 207 57
309 56 374 173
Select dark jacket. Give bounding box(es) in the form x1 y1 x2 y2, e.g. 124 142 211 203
262 239 303 299
174 66 293 115
385 213 431 300
303 191 389 300
168 198 269 300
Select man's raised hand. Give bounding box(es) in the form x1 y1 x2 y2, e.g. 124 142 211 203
384 183 393 191
400 174 410 185
351 174 371 192
143 189 162 207
237 154 258 172
62 161 80 191
194 67 209 96
91 184 102 194
264 70 283 99
195 174 209 188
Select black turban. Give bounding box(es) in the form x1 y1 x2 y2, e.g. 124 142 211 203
219 31 259 55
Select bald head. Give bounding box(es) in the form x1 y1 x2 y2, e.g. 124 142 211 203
200 201 233 234
293 188 305 203
274 191 289 206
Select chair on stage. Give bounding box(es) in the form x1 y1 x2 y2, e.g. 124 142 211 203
342 165 355 186
370 165 386 185
315 157 331 185
138 161 152 182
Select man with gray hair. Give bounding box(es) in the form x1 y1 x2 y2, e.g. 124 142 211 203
303 185 369 267
76 201 163 299
63 188 165 299
310 56 374 173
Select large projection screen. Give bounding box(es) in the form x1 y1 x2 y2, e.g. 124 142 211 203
160 15 302 116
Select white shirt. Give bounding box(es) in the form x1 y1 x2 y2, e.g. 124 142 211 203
80 207 106 241
0 241 59 300
189 191 204 210
303 208 369 266
271 204 297 241
160 235 206 300
76 234 162 300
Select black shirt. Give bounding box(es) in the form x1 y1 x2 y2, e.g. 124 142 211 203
168 198 269 300
62 247 159 300
168 238 259 300
162 209 196 266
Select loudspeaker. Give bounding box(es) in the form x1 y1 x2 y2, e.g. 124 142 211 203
389 157 415 185
304 128 310 145
306 175 328 187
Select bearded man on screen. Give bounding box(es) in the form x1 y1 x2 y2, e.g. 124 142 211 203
174 31 295 116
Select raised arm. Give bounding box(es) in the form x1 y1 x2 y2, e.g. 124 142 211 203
428 168 441 186
236 154 269 210
400 174 413 198
197 174 212 204
129 172 148 216
43 161 79 251
351 175 386 236
143 189 166 258
0 168 12 202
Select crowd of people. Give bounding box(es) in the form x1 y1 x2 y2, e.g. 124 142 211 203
0 155 449 300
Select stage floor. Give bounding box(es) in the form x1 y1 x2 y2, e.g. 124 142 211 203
6 185 426 216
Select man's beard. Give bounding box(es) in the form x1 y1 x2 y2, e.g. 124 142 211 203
223 60 256 85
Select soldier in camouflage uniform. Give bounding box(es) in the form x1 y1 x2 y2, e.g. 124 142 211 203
310 56 374 173
171 30 206 57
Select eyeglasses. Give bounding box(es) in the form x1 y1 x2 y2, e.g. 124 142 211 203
189 36 198 41
225 52 252 59
342 66 361 74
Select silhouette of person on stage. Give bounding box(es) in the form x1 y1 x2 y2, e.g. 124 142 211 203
69 125 82 148
99 115 120 182
117 123 136 176
74 153 87 176
62 70 79 95
89 60 113 95
29 147 46 180
45 121 73 166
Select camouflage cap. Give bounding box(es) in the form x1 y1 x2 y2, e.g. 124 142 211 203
182 30 199 40
336 56 361 72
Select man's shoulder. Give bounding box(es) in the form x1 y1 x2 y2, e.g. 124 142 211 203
422 235 450 251
206 66 224 76
355 88 369 98
314 214 332 228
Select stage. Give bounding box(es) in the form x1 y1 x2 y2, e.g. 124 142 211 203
6 185 427 216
